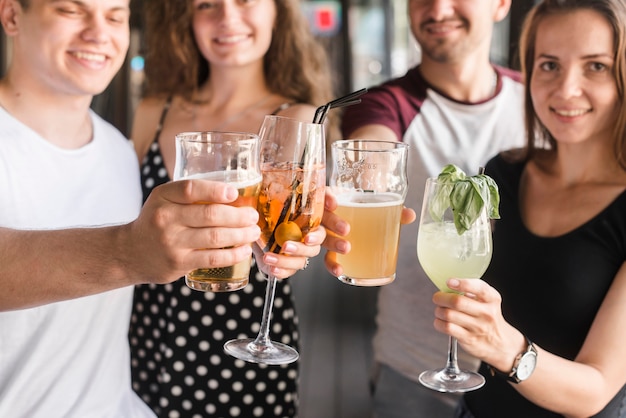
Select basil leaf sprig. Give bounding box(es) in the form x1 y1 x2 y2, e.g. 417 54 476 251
429 164 500 235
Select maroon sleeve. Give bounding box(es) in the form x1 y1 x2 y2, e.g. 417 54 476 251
341 67 427 141
495 65 522 83
341 88 404 140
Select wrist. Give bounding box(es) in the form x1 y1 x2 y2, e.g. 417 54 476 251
109 223 144 286
494 330 527 372
488 334 538 383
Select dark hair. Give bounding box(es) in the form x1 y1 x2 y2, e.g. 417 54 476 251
517 0 626 168
141 0 334 109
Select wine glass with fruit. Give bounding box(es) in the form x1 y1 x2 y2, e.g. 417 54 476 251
223 115 326 365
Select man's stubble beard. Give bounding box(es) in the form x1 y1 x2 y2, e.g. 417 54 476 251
419 38 470 64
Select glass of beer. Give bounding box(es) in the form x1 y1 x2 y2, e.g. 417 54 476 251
173 131 261 292
329 140 408 286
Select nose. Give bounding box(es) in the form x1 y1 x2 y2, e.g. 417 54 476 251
555 68 583 99
217 0 242 23
422 0 455 21
81 13 109 44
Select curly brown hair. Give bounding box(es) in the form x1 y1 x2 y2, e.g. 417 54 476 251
141 0 334 110
517 0 626 168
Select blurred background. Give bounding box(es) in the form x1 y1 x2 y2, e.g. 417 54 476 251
0 0 534 137
0 1 537 417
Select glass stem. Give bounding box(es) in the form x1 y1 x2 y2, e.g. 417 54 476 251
252 274 278 347
444 336 462 377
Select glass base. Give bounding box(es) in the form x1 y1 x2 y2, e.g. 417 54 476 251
185 277 248 292
419 368 485 393
337 274 395 287
223 338 299 365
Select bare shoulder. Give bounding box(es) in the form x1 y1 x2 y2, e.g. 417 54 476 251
131 96 169 161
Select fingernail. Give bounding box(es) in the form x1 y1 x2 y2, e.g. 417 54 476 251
337 220 349 234
264 254 278 264
282 242 297 253
337 240 348 253
447 278 460 288
225 186 238 201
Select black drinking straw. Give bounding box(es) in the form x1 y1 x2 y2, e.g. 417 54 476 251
312 88 368 124
263 88 369 253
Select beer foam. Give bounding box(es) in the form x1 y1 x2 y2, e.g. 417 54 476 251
336 191 403 207
186 171 262 188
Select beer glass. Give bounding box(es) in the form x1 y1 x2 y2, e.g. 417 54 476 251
329 140 408 286
173 131 261 292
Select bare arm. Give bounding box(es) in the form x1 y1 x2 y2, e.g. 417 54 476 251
435 265 626 417
0 179 261 311
348 124 400 142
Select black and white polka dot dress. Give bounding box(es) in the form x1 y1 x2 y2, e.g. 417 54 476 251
129 134 300 418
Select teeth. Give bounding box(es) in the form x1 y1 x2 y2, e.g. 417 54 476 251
216 35 248 44
555 109 587 117
73 52 106 62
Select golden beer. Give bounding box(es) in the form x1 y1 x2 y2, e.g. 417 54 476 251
185 172 262 292
335 192 403 286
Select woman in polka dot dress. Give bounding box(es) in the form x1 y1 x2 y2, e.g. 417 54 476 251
128 0 336 417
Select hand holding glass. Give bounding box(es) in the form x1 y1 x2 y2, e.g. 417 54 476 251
330 140 408 286
224 115 326 364
416 177 493 392
173 131 261 292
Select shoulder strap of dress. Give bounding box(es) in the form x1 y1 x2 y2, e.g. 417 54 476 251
270 102 297 115
153 95 173 143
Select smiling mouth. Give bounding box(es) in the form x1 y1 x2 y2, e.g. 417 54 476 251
422 18 464 35
72 51 106 62
214 35 249 44
425 24 460 34
552 108 590 117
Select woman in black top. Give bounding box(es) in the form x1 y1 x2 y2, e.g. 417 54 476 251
433 1 626 417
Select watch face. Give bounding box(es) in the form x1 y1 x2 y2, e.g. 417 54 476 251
516 352 537 381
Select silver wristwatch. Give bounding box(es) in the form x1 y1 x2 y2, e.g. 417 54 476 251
508 336 537 383
488 335 537 384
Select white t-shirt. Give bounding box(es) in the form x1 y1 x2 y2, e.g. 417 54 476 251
0 108 155 418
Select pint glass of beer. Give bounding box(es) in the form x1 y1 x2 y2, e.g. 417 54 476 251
174 131 261 292
330 140 408 286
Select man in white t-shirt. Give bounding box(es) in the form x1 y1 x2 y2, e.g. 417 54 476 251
326 0 525 417
0 0 323 416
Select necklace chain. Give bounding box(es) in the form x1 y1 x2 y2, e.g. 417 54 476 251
193 94 272 131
